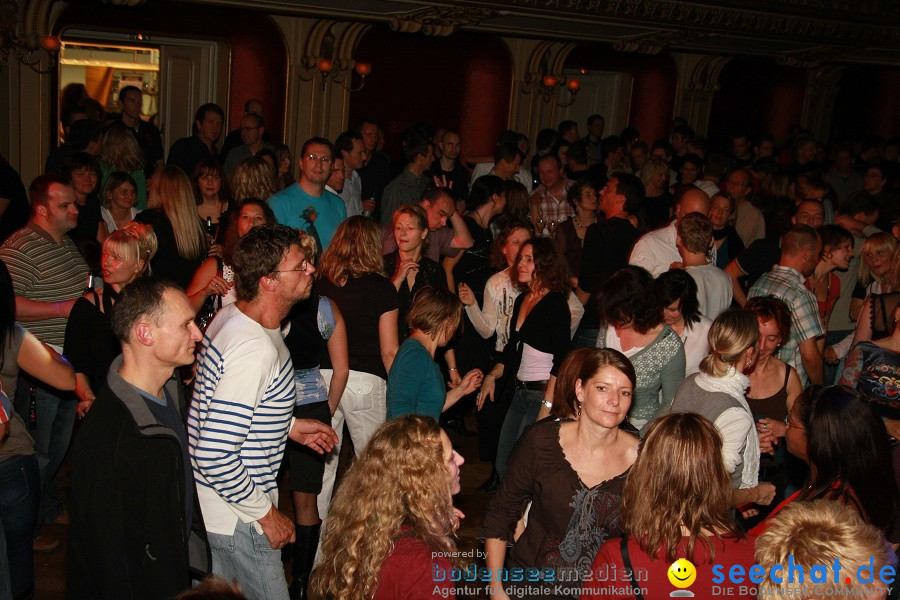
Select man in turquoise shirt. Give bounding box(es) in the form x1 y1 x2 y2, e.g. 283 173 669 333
269 137 347 251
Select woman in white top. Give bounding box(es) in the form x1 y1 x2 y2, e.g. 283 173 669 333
458 221 532 352
99 171 140 241
655 269 711 376
186 198 275 313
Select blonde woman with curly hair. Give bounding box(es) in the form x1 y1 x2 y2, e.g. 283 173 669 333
134 166 208 288
310 415 463 600
229 155 277 203
314 216 400 529
585 413 756 600
99 126 148 209
668 308 776 509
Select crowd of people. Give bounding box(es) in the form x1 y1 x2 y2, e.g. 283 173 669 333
0 87 899 600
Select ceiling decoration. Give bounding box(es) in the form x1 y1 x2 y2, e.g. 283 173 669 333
389 6 500 36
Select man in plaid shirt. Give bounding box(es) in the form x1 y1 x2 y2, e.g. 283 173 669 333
748 225 824 385
530 154 574 235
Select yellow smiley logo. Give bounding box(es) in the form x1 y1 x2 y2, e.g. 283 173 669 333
667 558 697 589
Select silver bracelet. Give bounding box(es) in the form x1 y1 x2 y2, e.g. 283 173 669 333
541 400 553 409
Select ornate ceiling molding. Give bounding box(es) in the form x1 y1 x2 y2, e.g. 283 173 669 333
465 0 900 46
389 6 499 36
775 46 862 69
612 30 708 55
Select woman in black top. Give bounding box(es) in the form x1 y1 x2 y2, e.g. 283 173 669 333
281 233 348 598
134 166 208 289
478 237 572 477
64 223 157 400
315 217 399 533
450 175 506 302
383 204 447 340
64 152 103 270
554 180 597 286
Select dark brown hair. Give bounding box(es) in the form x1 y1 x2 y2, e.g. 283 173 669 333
512 237 571 294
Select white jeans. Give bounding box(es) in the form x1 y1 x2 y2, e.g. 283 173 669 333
316 369 386 522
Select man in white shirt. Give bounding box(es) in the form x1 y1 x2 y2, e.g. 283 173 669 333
334 130 372 217
189 225 337 598
630 187 713 277
676 212 733 320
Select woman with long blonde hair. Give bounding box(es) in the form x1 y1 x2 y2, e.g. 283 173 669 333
314 216 400 535
134 166 208 288
584 413 757 599
99 126 148 209
310 415 463 600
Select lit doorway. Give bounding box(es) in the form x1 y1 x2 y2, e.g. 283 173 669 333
58 30 227 151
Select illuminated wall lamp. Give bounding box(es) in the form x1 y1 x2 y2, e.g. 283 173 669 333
301 57 372 92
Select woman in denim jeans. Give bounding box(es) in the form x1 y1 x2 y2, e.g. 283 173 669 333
282 231 349 600
478 238 572 477
0 259 76 597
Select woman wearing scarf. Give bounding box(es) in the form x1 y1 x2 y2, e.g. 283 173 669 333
666 308 776 510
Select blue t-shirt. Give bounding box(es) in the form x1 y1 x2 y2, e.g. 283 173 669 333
386 338 445 420
268 183 347 251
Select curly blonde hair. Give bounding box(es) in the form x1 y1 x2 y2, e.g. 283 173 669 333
310 415 459 600
229 156 276 202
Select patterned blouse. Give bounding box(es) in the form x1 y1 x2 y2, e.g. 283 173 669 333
481 420 632 599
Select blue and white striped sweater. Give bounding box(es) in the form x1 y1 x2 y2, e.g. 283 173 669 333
187 303 295 535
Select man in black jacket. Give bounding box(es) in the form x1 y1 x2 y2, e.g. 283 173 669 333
67 278 210 599
67 277 338 599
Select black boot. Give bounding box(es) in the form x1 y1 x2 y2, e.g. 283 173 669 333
289 522 321 600
477 468 501 494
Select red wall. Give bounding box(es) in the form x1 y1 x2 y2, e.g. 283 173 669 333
348 27 513 160
55 1 287 140
709 58 806 148
565 45 677 145
832 65 900 141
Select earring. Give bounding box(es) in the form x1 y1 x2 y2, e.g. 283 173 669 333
575 401 582 420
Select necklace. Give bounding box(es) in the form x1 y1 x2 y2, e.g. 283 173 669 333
573 215 596 229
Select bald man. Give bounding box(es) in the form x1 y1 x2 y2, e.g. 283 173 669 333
629 187 714 277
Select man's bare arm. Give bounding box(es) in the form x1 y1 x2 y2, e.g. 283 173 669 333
799 337 825 385
15 296 77 321
448 211 474 250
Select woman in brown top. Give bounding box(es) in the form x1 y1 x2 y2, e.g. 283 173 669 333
481 348 639 600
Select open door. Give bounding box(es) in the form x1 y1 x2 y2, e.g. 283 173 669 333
558 71 634 138
159 42 223 149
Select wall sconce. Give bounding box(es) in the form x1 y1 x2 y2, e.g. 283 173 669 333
303 57 371 92
0 0 60 74
522 73 580 107
299 29 371 92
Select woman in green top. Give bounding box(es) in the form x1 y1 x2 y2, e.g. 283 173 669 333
387 287 483 420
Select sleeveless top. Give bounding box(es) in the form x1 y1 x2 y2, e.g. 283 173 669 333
746 364 791 421
283 294 336 406
870 293 900 340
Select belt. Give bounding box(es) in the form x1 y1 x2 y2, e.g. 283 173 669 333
515 379 549 392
